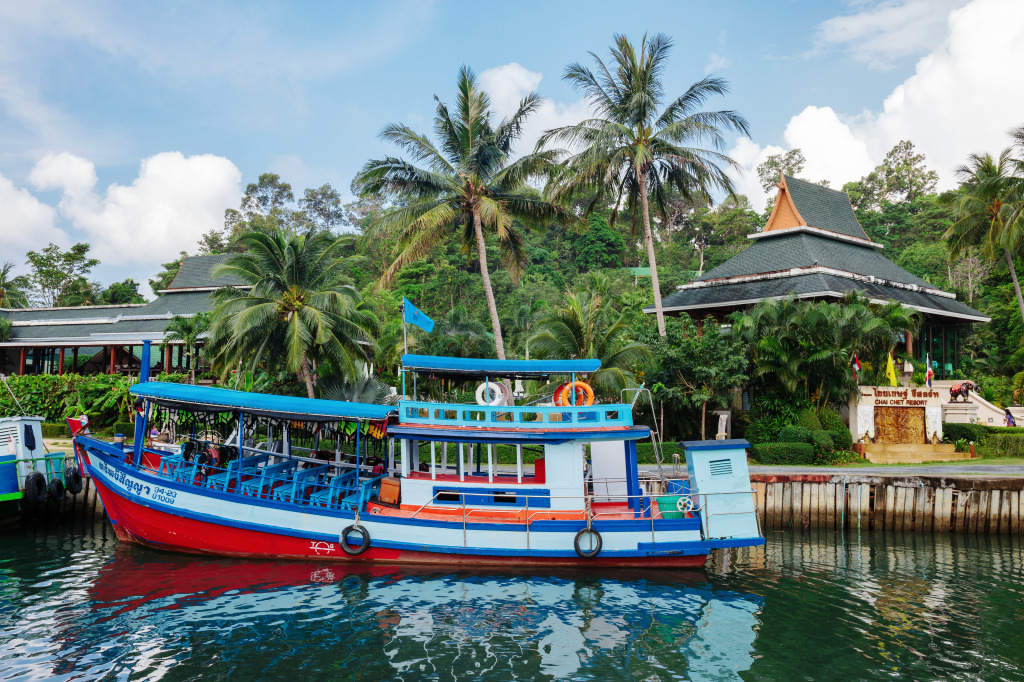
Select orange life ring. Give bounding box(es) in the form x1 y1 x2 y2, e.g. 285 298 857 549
553 382 570 406
559 381 594 407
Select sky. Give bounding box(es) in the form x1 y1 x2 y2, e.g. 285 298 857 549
1 0 1022 298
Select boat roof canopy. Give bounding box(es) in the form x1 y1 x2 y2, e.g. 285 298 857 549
131 381 395 422
401 354 601 379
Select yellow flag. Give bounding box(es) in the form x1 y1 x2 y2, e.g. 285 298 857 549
885 351 898 387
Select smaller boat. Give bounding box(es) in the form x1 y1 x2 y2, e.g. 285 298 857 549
1 414 83 523
78 343 764 568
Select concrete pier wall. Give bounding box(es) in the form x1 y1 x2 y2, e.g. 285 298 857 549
752 473 1024 534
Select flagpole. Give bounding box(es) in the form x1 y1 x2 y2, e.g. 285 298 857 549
401 301 408 399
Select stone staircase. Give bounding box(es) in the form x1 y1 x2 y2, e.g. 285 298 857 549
861 442 974 465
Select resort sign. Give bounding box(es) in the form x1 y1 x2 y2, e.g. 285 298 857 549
860 387 942 409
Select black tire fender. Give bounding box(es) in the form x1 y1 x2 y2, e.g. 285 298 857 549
65 466 84 495
574 528 602 558
24 472 46 506
340 524 371 556
48 477 65 502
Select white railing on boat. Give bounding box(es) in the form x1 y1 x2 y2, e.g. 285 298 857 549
398 401 634 429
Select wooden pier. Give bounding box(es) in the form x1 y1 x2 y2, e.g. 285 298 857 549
752 473 1024 535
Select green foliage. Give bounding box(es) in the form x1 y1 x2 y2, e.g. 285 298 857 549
540 33 749 335
816 407 844 431
163 313 211 384
0 316 11 343
795 409 822 431
40 423 67 438
113 421 134 437
746 395 806 445
942 422 989 444
750 442 815 465
208 229 376 398
100 278 146 304
575 216 626 270
828 428 854 450
0 261 31 308
777 426 811 444
24 242 100 307
982 433 1024 458
149 252 188 293
810 430 835 460
0 374 137 426
648 316 746 439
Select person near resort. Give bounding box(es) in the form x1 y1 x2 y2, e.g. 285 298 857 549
1005 409 1016 427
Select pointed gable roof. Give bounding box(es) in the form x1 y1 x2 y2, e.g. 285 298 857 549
763 175 870 241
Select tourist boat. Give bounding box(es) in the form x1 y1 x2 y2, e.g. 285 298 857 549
76 343 764 568
1 414 82 523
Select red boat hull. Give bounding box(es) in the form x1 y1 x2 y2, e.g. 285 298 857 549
95 480 707 569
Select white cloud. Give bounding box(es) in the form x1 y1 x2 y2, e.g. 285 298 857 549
0 173 66 253
478 62 591 156
28 151 242 269
734 0 1024 210
704 52 730 74
814 0 971 69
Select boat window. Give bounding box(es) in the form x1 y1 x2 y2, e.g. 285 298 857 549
436 489 462 503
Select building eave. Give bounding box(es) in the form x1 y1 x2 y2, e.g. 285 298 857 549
680 265 956 299
748 225 883 250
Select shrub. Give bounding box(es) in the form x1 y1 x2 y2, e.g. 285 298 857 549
40 422 67 438
750 442 815 465
829 449 862 465
777 426 811 444
795 408 822 431
983 434 1024 458
816 407 844 431
828 428 853 450
744 418 775 446
810 430 835 460
113 420 134 437
942 422 989 445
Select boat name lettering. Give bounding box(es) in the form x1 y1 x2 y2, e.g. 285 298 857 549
96 460 153 498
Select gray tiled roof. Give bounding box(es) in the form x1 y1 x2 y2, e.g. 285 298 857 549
166 254 246 289
655 272 988 322
784 175 868 240
133 291 216 316
696 232 934 288
1 304 143 322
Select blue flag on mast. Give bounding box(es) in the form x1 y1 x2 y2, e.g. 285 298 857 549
403 298 435 333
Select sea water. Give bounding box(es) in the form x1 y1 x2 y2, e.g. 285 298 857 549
1 519 1022 680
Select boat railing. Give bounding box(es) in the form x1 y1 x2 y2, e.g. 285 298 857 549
398 400 634 429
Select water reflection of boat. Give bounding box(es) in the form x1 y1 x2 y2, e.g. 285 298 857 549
87 549 763 679
78 348 763 568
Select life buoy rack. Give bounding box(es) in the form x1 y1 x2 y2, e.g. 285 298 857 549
558 381 595 407
475 381 510 406
340 524 371 556
574 528 602 558
23 472 46 506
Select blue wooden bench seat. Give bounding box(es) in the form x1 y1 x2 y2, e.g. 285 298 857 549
272 464 329 504
308 468 359 508
238 460 298 498
339 474 387 511
204 453 271 492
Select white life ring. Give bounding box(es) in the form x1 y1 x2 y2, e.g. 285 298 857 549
475 382 509 406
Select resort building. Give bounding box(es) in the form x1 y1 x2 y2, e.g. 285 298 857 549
0 255 242 376
647 175 989 380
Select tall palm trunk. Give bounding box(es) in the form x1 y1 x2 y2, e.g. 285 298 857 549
638 172 667 337
1005 248 1024 323
299 354 315 399
472 209 507 359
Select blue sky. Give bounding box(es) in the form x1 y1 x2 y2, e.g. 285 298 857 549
1 0 1021 296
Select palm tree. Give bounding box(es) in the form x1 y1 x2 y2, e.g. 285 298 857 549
529 281 652 399
163 313 211 384
208 229 376 398
0 262 30 308
356 66 570 360
509 300 547 360
540 33 750 337
414 306 495 360
944 150 1024 322
320 373 397 405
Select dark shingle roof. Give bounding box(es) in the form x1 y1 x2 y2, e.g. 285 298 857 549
784 175 869 240
655 272 988 322
166 254 246 289
133 291 216 316
696 232 934 288
1 304 143 322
